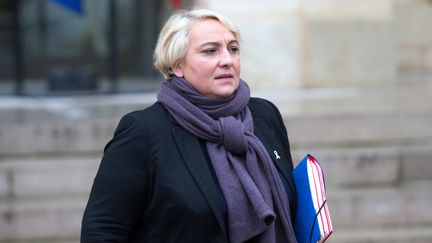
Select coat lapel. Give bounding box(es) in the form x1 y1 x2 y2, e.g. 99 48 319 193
171 126 227 238
253 119 297 199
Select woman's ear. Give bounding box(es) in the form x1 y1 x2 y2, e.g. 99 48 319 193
172 63 184 77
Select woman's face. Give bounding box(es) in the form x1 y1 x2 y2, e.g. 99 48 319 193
173 19 240 98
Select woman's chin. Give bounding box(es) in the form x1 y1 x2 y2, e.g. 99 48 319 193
210 87 238 98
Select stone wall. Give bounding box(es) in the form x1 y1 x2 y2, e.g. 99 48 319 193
395 0 432 73
198 0 432 89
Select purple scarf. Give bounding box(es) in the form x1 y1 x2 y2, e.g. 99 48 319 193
157 76 297 243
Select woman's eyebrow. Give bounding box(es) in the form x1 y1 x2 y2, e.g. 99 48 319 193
200 42 220 48
228 40 239 46
199 40 238 48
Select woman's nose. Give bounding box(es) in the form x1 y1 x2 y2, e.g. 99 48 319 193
219 49 234 67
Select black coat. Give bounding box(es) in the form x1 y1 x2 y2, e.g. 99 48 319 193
81 97 297 243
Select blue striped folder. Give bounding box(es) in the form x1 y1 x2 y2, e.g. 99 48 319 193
292 154 333 243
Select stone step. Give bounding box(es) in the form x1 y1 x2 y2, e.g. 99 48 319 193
285 110 432 148
327 181 432 229
0 197 84 242
1 144 431 200
1 80 432 155
0 181 430 242
0 157 99 199
1 156 431 229
292 144 432 186
0 156 430 241
331 225 432 243
0 119 117 156
1 109 431 155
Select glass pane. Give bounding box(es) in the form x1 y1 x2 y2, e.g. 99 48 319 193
0 0 168 95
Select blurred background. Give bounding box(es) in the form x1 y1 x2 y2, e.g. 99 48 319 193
0 0 432 242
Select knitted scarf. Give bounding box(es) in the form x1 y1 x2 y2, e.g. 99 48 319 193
157 76 297 243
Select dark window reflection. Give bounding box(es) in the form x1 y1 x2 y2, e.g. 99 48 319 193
0 0 179 95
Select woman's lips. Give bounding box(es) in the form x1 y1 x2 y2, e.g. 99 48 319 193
215 74 234 79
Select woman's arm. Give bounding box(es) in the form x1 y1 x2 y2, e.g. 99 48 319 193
81 112 150 242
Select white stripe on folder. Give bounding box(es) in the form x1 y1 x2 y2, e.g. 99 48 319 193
292 154 333 243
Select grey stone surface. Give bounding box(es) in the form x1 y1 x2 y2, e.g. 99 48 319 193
286 111 432 148
0 92 155 123
292 143 432 188
237 17 302 90
328 181 432 228
2 97 432 155
395 0 432 70
292 147 400 187
0 158 99 198
0 170 9 198
0 119 116 155
0 198 85 241
306 18 396 87
331 225 432 243
401 146 432 181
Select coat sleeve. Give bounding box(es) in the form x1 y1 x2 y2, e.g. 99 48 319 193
81 112 150 242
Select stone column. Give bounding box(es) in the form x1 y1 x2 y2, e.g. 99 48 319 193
394 0 432 74
302 0 396 87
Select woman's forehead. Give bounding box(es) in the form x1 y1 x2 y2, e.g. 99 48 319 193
189 19 237 45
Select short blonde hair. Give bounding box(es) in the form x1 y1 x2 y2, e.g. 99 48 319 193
153 9 241 79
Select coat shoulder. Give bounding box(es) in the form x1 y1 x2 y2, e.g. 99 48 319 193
108 102 171 149
248 97 280 122
121 102 171 129
127 102 168 122
248 97 274 110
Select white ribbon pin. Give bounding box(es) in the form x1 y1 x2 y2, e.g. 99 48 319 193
273 150 281 160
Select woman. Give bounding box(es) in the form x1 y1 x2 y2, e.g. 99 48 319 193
81 9 297 243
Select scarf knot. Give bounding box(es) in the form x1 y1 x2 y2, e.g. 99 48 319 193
218 116 248 155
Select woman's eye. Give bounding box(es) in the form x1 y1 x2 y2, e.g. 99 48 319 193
203 49 216 55
229 46 240 54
